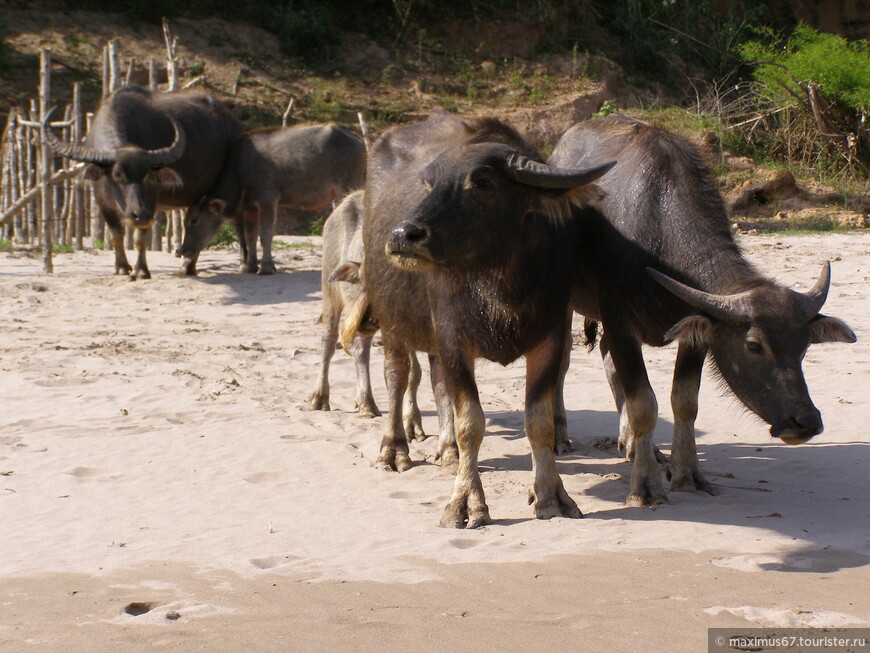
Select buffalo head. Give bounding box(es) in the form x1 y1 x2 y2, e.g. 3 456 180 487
177 197 231 261
386 143 615 271
43 106 185 229
651 263 856 444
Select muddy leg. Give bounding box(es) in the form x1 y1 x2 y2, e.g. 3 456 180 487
241 211 259 274
309 296 338 412
430 354 458 474
258 201 277 275
668 342 714 494
553 327 572 455
130 226 151 280
353 332 380 418
104 212 132 276
439 360 489 528
525 324 582 520
403 351 426 441
604 327 667 506
377 339 412 472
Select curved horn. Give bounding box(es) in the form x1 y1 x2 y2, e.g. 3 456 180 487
504 153 617 189
647 268 753 321
799 261 831 319
41 106 117 165
144 117 186 167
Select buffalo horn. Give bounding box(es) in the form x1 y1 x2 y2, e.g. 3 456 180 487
505 153 616 189
799 261 831 319
143 117 187 166
42 106 117 165
647 268 753 321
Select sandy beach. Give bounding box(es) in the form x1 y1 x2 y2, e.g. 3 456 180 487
1 232 867 651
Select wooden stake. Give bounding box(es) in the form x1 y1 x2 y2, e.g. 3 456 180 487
282 98 295 127
162 19 179 92
39 48 54 272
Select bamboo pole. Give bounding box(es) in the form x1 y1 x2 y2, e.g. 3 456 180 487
148 58 159 92
282 98 295 127
162 19 179 92
357 112 371 151
101 45 109 98
72 82 85 250
108 40 122 94
27 100 37 245
124 57 135 87
39 48 54 272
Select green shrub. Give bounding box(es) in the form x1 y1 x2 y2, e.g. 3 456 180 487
741 25 870 113
209 221 238 248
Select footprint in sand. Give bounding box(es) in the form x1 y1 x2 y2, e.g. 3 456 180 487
64 466 117 481
242 471 285 485
447 538 481 550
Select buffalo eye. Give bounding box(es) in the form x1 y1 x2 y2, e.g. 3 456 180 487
746 340 764 355
471 176 494 190
190 215 200 226
112 168 125 183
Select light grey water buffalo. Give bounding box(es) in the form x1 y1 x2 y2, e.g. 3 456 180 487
308 190 426 439
178 123 366 275
43 86 243 279
363 112 614 527
549 114 857 506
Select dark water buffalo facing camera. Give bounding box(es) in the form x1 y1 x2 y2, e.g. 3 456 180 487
363 112 614 528
43 86 242 280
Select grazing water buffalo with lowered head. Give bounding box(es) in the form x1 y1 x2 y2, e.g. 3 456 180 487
43 86 243 279
178 124 366 276
549 114 856 506
308 190 427 439
364 112 614 528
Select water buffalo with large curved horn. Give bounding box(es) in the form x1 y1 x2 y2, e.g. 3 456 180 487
363 112 614 528
549 114 856 507
43 86 243 279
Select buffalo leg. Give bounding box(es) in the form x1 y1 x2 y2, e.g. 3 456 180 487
439 355 489 529
241 210 259 273
353 331 380 418
130 226 151 280
377 338 412 472
553 326 573 455
668 342 714 494
308 290 338 412
430 354 458 474
601 334 667 464
525 324 582 520
258 200 277 275
603 326 666 506
103 211 132 276
403 351 426 441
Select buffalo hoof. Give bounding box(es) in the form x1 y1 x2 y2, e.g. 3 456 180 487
376 448 412 472
356 401 381 418
439 499 491 529
174 263 197 276
404 413 427 442
626 481 668 507
241 263 258 274
129 268 151 281
437 445 460 475
115 265 133 276
528 485 583 520
554 433 573 456
257 264 276 275
308 392 330 412
668 465 715 495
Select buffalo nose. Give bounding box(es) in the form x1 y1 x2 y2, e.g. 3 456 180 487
793 410 823 435
393 221 429 244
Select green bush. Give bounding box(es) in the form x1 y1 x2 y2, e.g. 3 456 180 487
210 221 238 248
741 25 870 113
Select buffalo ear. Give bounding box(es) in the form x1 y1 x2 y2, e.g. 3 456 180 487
810 315 856 344
154 167 183 189
665 315 712 349
84 164 105 180
328 261 361 284
534 184 606 222
208 198 227 215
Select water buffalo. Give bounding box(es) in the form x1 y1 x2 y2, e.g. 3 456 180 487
309 190 426 437
363 112 614 528
178 123 366 276
43 86 243 280
549 114 856 506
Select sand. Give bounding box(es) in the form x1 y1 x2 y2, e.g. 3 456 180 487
0 233 867 651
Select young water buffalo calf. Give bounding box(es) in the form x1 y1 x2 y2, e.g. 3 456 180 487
179 124 365 275
363 113 614 528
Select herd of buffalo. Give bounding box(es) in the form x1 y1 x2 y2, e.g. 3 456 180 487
42 86 857 528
